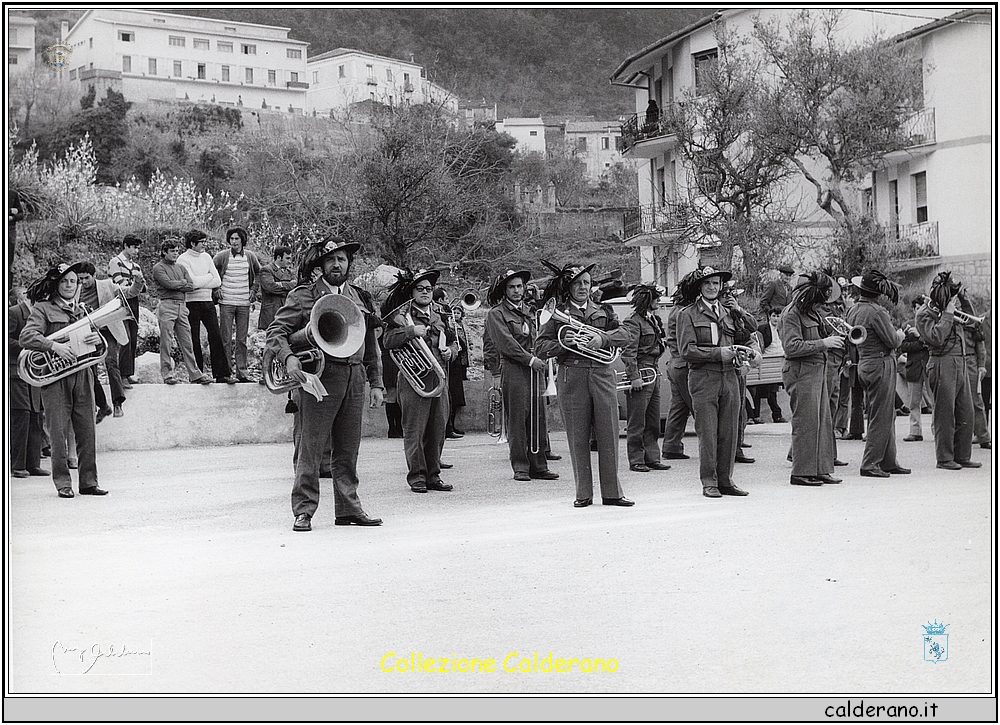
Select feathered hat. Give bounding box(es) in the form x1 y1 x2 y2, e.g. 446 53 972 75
628 283 664 313
792 271 841 312
928 270 962 312
538 260 595 307
25 262 85 303
850 270 899 305
381 267 441 319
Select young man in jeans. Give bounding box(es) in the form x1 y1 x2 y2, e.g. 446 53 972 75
214 227 261 382
151 238 213 385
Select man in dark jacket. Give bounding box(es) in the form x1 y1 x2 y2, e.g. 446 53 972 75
257 245 296 332
899 298 930 441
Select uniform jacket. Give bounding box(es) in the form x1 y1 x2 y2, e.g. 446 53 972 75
382 300 459 368
778 305 827 363
534 300 633 367
485 300 537 369
19 297 89 352
266 278 383 389
665 305 688 370
759 279 790 313
675 297 737 371
8 301 43 411
621 311 665 381
847 299 902 358
482 323 500 376
915 305 983 363
898 328 929 382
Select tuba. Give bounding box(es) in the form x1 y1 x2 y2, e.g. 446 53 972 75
263 293 365 393
548 308 620 364
18 289 135 387
825 316 867 345
390 309 448 398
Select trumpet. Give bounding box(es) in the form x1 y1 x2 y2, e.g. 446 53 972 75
614 367 658 391
529 359 557 454
263 294 365 393
548 308 620 364
18 289 135 387
825 316 868 345
487 382 505 442
390 311 448 398
954 309 984 326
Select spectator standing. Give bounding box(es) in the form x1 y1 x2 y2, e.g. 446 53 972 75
257 245 296 331
108 235 145 386
759 265 795 316
151 239 213 385
177 230 231 383
214 227 261 383
750 307 786 423
446 305 470 439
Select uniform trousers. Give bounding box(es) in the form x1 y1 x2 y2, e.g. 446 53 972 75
157 298 203 382
661 365 693 457
626 370 662 467
687 366 740 490
99 330 126 405
558 364 623 501
784 359 835 477
857 356 900 472
501 363 549 475
11 409 44 472
966 356 992 445
186 301 231 380
903 378 924 437
291 363 365 518
926 355 973 464
219 303 251 378
40 370 99 491
736 370 748 448
118 316 138 379
826 359 842 460
398 372 449 487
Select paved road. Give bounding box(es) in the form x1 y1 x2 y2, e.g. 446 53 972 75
8 417 993 694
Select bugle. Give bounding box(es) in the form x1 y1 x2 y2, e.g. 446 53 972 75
548 308 620 364
614 367 658 391
824 316 867 345
390 311 447 398
18 289 134 387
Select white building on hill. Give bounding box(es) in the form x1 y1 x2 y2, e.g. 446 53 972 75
8 14 37 72
62 9 310 112
496 117 547 157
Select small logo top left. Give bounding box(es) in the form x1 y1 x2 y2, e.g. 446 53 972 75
45 42 73 69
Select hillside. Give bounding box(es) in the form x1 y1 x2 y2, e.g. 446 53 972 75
18 7 715 119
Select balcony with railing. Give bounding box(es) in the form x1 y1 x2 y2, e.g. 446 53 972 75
618 110 675 157
903 107 935 147
884 220 939 262
622 201 693 242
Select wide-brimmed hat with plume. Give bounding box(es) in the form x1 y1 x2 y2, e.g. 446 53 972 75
850 269 899 304
538 260 596 307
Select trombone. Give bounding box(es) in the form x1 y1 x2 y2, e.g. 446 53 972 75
529 359 557 454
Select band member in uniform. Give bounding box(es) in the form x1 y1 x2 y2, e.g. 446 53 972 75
382 269 459 494
722 280 761 464
267 236 385 531
820 282 851 467
914 272 982 470
19 264 108 498
535 263 635 508
846 271 909 478
675 266 749 498
621 284 671 473
661 271 699 461
9 288 48 478
485 269 559 482
779 272 845 486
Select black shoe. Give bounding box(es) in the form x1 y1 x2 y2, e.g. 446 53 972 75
28 468 51 476
884 466 911 475
647 462 671 471
545 453 562 461
387 431 404 439
513 472 531 481
319 470 333 479
921 407 933 415
79 486 108 495
293 513 312 531
236 374 253 383
215 378 230 384
815 474 842 484
41 446 51 458
980 441 992 450
773 416 788 423
426 481 453 491
113 404 124 418
834 459 849 467
57 488 74 498
957 460 983 468
12 470 29 478
410 483 428 493
860 468 890 478
439 462 454 469
735 454 755 463
936 461 962 470
452 428 465 436
67 459 78 469
445 432 464 440
96 406 113 424
573 498 592 508
121 378 132 389
790 475 823 486
740 442 752 448
718 485 749 496
529 471 559 480
602 497 635 506
903 435 923 442
664 452 690 460
748 418 762 425
629 463 651 472
335 513 382 526
703 487 722 498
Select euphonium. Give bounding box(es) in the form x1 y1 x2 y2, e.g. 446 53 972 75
18 289 135 387
824 316 867 345
263 293 365 393
548 308 620 364
614 367 658 391
390 311 447 398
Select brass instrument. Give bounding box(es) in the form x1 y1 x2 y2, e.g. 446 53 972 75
487 382 505 442
460 289 483 312
614 367 658 391
18 289 135 387
548 308 620 364
954 309 985 326
390 310 448 398
263 293 365 393
825 316 867 345
732 345 756 368
529 359 557 454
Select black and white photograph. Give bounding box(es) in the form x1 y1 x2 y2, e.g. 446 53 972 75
5 5 995 720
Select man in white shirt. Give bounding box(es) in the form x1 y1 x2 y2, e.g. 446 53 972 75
177 230 231 383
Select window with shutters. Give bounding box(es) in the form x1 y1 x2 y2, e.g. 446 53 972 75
221 65 230 82
197 63 206 80
218 41 233 53
122 55 131 73
241 44 256 55
173 60 182 77
913 172 928 223
169 36 185 47
245 67 254 83
193 38 210 50
118 31 134 42
693 49 718 96
148 58 157 75
287 48 302 59
268 69 276 85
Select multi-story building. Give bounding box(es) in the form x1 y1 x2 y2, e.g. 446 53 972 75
563 120 628 185
8 14 36 72
495 117 547 157
62 9 310 112
611 7 982 291
305 47 459 116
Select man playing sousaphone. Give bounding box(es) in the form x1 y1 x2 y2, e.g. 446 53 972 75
266 235 385 532
484 268 559 482
535 262 635 509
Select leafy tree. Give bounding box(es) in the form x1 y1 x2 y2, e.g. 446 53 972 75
48 87 133 184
